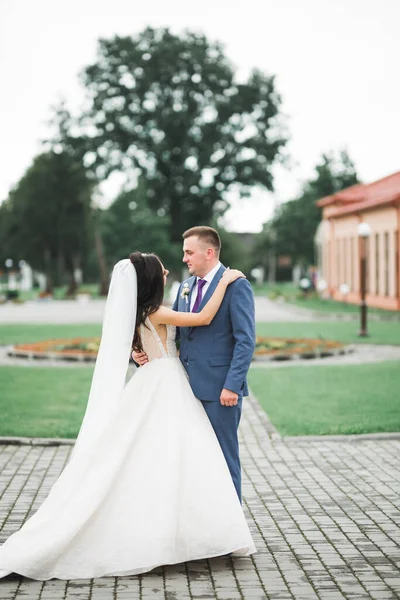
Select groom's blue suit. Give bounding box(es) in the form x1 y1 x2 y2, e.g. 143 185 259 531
172 264 256 501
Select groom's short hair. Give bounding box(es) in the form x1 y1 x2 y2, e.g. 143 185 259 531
183 226 221 254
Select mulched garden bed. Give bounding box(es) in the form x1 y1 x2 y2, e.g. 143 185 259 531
254 336 352 361
8 338 100 362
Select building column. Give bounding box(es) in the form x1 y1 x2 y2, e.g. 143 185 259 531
397 206 400 308
328 219 335 295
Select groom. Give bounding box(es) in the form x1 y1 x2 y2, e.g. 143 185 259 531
136 226 255 501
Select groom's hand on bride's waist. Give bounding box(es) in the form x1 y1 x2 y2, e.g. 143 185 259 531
220 388 239 407
132 350 149 366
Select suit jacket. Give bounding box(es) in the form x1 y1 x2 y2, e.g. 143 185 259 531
172 264 255 402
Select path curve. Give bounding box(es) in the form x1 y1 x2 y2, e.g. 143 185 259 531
0 297 313 324
1 343 400 369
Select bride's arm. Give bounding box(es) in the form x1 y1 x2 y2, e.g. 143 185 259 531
153 269 245 327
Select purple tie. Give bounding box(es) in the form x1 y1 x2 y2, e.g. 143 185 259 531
192 279 207 312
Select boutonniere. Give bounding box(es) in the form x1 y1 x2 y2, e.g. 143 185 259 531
181 283 190 304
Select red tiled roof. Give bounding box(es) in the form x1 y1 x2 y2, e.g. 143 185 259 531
317 171 400 217
317 183 365 207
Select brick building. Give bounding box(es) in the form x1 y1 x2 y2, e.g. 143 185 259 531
315 171 400 310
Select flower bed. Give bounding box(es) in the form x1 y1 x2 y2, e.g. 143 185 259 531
254 336 350 361
9 338 101 362
8 336 352 363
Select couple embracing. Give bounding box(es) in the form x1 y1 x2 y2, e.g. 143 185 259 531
0 226 256 580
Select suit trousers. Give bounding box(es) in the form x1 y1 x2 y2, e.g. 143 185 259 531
200 397 243 503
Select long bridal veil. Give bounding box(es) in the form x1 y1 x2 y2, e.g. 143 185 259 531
71 259 138 459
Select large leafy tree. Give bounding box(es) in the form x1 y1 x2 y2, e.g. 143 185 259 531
0 200 17 267
214 227 255 275
4 151 93 292
101 181 181 271
80 27 287 242
46 103 112 293
261 151 359 269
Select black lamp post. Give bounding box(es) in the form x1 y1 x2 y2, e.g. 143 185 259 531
358 222 371 337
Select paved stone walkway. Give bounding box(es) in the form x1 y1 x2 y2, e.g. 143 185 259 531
2 295 398 326
1 396 400 600
0 297 311 325
0 299 106 325
252 344 400 369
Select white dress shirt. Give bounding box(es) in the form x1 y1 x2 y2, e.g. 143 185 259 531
190 262 222 311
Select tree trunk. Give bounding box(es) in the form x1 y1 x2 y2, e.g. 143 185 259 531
94 223 109 296
267 249 276 285
66 254 80 297
292 264 301 285
56 252 66 288
44 248 54 294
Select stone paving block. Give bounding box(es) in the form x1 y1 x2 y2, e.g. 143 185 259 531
141 573 164 593
116 577 141 593
64 591 92 600
319 593 347 600
189 581 215 597
234 594 268 600
0 580 20 600
212 589 243 600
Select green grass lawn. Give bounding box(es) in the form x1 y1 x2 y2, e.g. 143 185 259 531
2 320 400 348
256 321 400 346
13 282 173 302
0 366 93 438
17 284 103 301
291 296 399 317
0 324 101 346
1 358 399 438
249 361 400 436
252 282 297 297
252 282 399 318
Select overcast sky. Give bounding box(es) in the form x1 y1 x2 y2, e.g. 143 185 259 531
1 0 399 232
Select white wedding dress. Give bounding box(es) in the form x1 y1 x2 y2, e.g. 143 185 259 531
0 319 256 580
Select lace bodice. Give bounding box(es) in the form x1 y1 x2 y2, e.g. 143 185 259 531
139 318 177 361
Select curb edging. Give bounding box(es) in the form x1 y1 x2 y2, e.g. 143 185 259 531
0 436 75 446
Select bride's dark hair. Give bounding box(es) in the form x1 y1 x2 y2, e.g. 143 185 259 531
129 252 164 351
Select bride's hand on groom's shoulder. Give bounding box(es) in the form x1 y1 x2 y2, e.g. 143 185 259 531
222 268 246 285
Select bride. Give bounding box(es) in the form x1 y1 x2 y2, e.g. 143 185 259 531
0 253 256 580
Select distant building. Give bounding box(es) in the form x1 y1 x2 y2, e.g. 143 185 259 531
315 171 400 311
